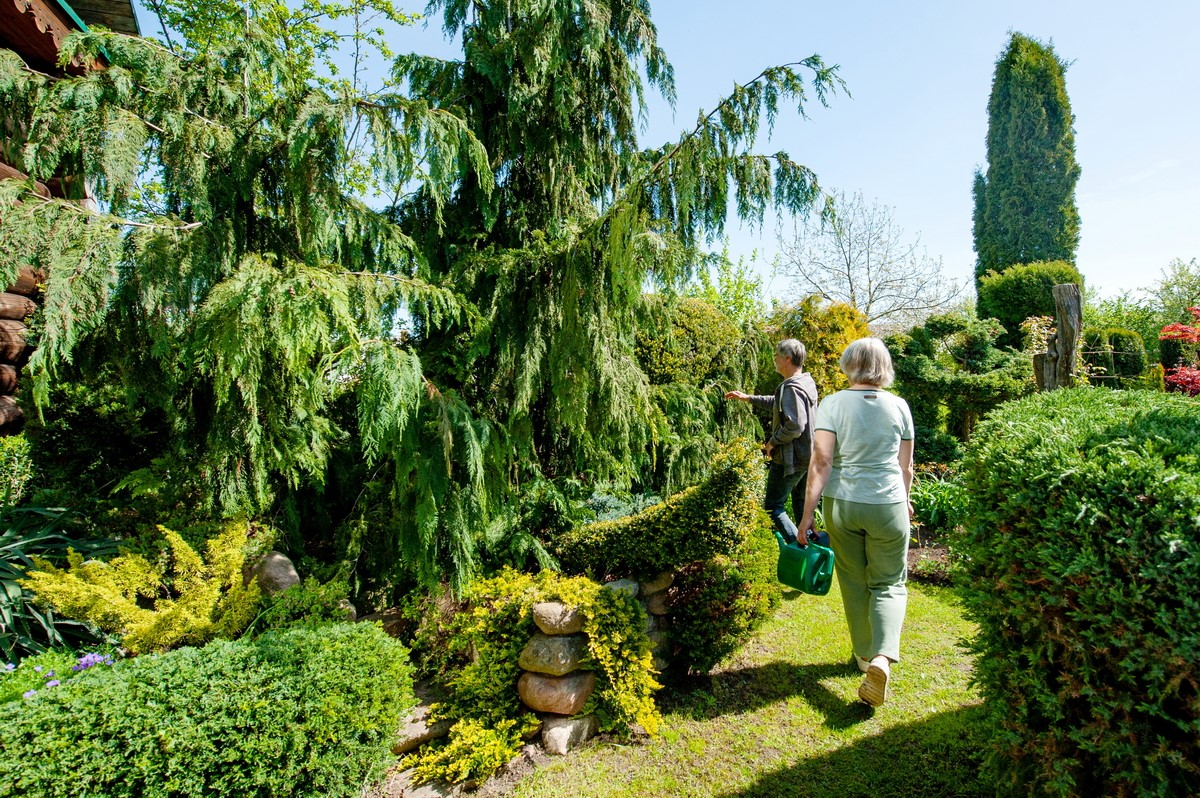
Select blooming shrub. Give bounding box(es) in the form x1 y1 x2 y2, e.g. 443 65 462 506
0 623 414 798
0 650 116 704
1160 306 1200 394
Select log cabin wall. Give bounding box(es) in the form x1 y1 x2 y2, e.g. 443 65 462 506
0 0 138 435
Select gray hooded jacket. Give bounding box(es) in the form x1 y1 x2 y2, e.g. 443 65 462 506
748 372 819 476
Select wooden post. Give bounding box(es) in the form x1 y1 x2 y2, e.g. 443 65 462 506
1038 284 1082 391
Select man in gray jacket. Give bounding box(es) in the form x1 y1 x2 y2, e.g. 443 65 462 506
725 339 819 544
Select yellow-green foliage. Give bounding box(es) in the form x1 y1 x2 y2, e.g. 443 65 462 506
407 568 660 785
554 439 764 579
769 296 873 396
23 521 261 655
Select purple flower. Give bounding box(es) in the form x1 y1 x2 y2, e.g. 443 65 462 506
72 653 115 672
44 671 55 678
4 663 14 672
22 689 36 699
45 679 60 688
33 666 42 673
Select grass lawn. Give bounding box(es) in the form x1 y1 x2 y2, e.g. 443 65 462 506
512 581 986 798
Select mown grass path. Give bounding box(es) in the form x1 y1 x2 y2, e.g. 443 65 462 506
513 582 987 798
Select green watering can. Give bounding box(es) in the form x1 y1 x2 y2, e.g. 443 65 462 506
774 531 835 596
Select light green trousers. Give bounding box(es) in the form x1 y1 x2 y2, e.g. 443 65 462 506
822 496 910 662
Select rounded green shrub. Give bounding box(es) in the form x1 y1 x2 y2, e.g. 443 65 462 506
0 623 414 798
977 260 1084 347
959 388 1200 796
1106 327 1146 380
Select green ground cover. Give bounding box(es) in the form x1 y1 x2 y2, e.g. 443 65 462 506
513 581 985 798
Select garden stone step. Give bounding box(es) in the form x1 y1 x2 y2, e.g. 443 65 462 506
391 703 454 755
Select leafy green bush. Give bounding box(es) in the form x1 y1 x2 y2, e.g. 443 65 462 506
959 388 1200 796
0 623 414 798
977 260 1084 346
249 575 352 633
23 521 261 654
768 295 872 397
668 515 781 673
554 439 764 579
910 469 969 535
0 508 116 662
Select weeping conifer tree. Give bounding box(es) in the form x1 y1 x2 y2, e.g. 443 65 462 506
973 32 1080 293
395 0 844 494
0 1 844 594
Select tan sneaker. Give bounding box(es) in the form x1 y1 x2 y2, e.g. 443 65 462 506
858 658 889 707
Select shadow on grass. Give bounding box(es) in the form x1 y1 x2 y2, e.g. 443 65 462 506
662 660 874 730
716 705 990 798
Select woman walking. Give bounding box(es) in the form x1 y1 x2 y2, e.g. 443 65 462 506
799 337 914 708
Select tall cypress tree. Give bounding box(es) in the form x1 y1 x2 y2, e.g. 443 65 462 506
972 32 1081 293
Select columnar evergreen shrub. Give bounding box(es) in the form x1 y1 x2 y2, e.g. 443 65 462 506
959 388 1200 796
0 623 415 798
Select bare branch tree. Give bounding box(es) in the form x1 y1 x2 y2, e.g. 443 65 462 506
776 191 964 331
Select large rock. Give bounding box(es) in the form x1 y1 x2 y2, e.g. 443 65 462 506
644 590 671 616
603 578 640 598
640 571 674 595
541 715 599 755
517 670 596 715
253 551 301 595
532 601 584 635
518 632 589 676
391 704 454 755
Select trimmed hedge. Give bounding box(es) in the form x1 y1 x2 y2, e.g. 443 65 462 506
959 388 1200 796
554 438 764 579
977 260 1084 346
0 623 414 798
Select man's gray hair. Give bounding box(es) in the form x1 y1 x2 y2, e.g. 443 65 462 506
839 337 895 387
775 338 807 368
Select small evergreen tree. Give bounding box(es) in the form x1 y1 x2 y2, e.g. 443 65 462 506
973 33 1081 295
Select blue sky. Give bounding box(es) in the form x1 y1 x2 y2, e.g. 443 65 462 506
135 0 1199 301
632 0 1200 301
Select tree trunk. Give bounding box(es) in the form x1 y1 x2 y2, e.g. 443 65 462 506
1053 284 1082 389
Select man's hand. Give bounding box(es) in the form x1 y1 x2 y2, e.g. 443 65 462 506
724 390 750 401
763 442 774 458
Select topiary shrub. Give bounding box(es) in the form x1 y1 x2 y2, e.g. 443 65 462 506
977 260 1084 347
667 514 781 674
0 623 414 798
959 388 1200 796
553 438 764 579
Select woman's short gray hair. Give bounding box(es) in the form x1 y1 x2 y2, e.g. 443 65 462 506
775 339 807 368
839 337 895 387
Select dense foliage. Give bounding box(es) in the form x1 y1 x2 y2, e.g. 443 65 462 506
977 260 1085 346
554 439 764 580
23 521 261 654
0 623 415 798
767 295 872 397
959 388 1200 796
0 0 843 598
887 310 1031 440
972 32 1080 291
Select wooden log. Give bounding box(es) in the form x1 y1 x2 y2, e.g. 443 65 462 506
0 292 36 320
5 266 47 297
0 396 24 435
0 320 30 365
1053 284 1083 389
0 364 17 395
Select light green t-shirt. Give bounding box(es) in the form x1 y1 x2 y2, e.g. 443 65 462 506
815 388 914 504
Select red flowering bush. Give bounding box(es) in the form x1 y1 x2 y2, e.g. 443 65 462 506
1160 307 1200 394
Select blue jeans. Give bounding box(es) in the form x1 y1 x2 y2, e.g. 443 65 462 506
764 462 807 544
